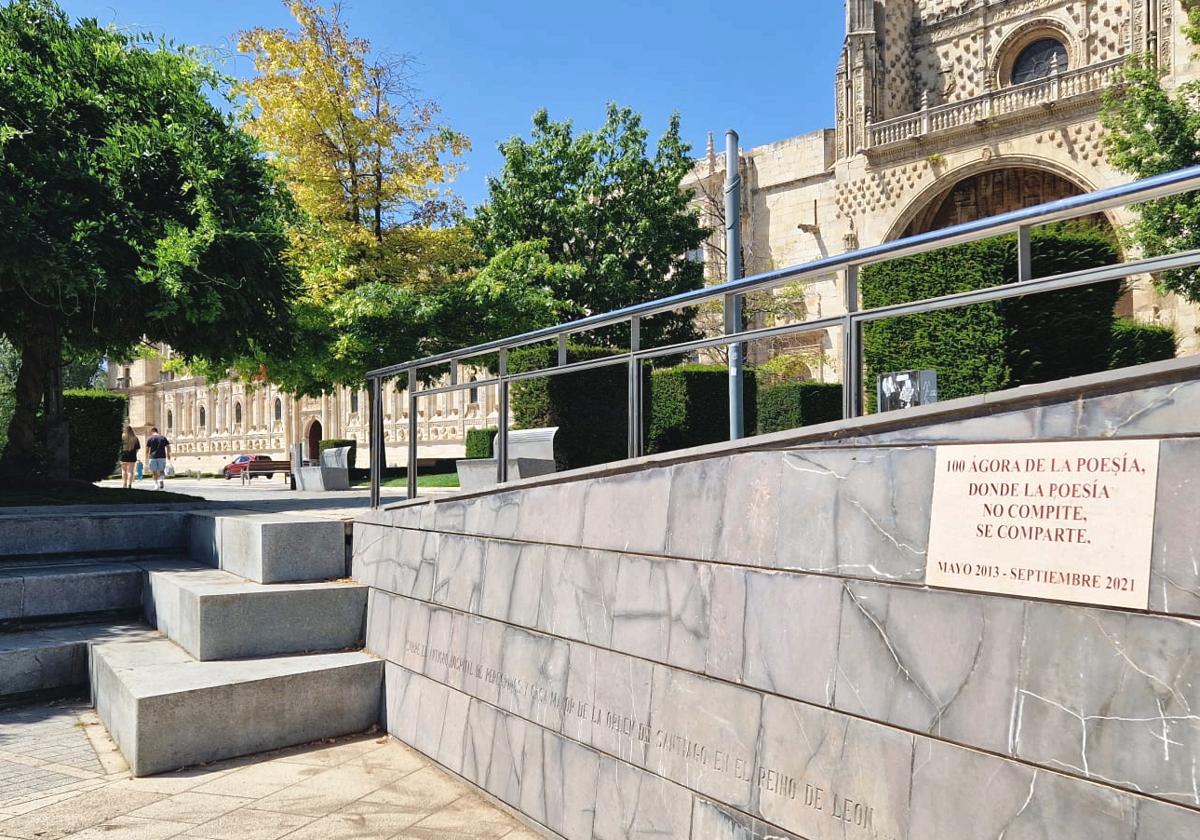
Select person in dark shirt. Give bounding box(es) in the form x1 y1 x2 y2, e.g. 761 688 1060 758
144 427 171 490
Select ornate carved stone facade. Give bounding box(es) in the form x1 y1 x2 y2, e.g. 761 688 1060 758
686 0 1200 381
116 0 1199 470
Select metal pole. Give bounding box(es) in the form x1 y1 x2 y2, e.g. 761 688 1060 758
496 349 509 484
627 316 642 459
843 265 861 418
406 369 418 500
725 129 745 440
369 377 382 508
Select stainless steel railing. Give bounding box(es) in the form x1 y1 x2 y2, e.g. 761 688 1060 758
367 164 1200 505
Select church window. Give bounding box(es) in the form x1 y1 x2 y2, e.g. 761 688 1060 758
166 410 173 430
350 391 359 414
274 398 283 421
1011 38 1067 85
199 406 206 429
235 402 243 425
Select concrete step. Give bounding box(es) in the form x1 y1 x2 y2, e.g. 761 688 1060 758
0 621 155 702
144 566 367 660
0 510 189 557
91 638 382 776
0 558 154 625
188 512 347 583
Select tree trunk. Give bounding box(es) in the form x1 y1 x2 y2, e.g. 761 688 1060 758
0 310 64 479
43 318 69 480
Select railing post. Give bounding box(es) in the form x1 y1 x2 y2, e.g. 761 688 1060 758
496 349 509 484
369 376 382 508
557 335 568 367
842 264 861 419
1018 225 1033 282
725 129 746 441
406 369 418 500
627 316 642 459
920 90 931 136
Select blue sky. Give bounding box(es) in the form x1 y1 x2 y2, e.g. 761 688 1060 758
57 1 845 209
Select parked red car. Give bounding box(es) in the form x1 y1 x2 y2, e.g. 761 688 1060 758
222 454 274 480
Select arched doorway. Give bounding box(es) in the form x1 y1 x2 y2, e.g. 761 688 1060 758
307 419 322 461
902 167 1097 236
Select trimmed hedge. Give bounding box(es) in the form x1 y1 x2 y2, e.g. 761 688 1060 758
509 343 627 471
318 438 357 471
1109 319 1177 368
645 364 757 454
465 427 497 459
62 389 127 481
757 382 843 434
861 224 1121 409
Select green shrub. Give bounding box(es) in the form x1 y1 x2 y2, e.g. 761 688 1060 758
62 389 127 481
756 352 823 386
318 438 357 471
757 382 843 434
1108 319 1177 368
645 364 757 454
465 428 497 459
509 343 627 471
862 223 1121 410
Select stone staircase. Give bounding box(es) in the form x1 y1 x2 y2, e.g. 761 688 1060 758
0 509 382 777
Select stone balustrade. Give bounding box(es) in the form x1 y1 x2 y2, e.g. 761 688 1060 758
867 57 1126 150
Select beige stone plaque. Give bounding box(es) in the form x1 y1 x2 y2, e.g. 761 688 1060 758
926 440 1160 609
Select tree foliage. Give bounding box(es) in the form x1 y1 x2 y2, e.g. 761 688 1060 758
472 104 708 349
1102 20 1200 301
0 0 297 475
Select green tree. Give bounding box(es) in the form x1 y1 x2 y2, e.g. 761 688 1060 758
235 1 540 394
0 0 297 477
472 104 708 349
1102 12 1200 300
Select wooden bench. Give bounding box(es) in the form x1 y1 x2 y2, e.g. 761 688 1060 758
241 460 293 485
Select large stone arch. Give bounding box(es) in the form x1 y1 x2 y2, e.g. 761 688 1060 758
885 157 1113 242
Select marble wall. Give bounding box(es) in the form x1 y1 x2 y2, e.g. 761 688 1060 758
352 373 1200 839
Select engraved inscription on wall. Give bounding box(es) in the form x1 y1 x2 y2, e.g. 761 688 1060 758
926 440 1159 608
404 639 896 839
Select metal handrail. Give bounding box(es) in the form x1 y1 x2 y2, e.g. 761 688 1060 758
367 164 1200 505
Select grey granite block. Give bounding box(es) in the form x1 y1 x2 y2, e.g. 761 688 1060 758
431 533 484 612
564 644 654 765
908 738 1150 840
0 574 22 621
647 665 763 810
1 561 143 621
754 694 913 840
0 511 188 557
691 798 806 840
592 754 694 840
461 694 501 787
715 453 783 569
0 621 151 697
145 567 368 660
835 580 1025 752
611 553 710 673
775 448 931 581
1014 603 1200 805
93 639 382 776
664 458 729 562
538 546 615 647
217 515 345 583
740 570 841 705
479 539 544 628
581 470 671 556
517 725 600 840
1150 438 1200 617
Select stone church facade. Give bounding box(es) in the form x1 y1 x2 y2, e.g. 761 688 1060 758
112 0 1199 472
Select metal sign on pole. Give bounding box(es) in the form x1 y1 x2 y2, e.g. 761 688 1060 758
725 129 745 440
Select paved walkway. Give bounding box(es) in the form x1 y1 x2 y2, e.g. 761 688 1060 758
0 702 543 840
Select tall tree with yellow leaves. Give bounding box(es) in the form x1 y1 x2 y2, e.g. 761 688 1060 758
237 0 468 298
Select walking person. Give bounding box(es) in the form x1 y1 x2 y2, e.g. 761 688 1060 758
144 427 171 490
119 426 140 489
